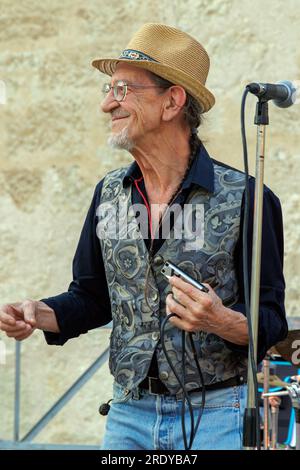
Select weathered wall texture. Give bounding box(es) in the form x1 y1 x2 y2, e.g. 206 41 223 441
0 0 299 446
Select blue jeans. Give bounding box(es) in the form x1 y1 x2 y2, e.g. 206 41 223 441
101 381 247 450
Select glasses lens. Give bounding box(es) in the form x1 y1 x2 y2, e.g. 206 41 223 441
102 83 111 94
114 81 127 101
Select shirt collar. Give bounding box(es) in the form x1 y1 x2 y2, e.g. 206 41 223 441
122 143 215 194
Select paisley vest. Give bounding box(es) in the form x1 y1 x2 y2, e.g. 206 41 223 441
97 161 248 394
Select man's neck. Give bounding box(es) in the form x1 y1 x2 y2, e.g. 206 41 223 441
130 130 191 203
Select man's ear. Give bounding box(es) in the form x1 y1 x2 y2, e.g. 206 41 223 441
162 86 186 122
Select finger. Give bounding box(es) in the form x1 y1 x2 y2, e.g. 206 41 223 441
7 324 33 339
168 314 196 333
170 276 207 302
166 293 173 315
166 293 187 319
22 301 36 327
172 286 198 310
14 329 33 341
0 310 16 326
1 322 28 333
4 304 24 320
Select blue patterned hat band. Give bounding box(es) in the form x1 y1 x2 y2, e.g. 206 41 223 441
119 49 158 63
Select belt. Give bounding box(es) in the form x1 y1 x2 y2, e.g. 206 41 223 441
139 374 247 396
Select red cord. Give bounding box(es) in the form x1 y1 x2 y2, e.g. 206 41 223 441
134 177 154 240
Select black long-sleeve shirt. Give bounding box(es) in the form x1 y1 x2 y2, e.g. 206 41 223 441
43 145 288 363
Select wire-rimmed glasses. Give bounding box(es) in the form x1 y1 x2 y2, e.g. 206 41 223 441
102 80 169 102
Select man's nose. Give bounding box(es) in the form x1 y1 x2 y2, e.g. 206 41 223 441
101 90 119 113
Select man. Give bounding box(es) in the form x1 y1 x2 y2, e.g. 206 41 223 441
0 23 287 450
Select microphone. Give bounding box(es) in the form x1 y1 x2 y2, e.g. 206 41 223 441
98 399 112 416
246 80 297 108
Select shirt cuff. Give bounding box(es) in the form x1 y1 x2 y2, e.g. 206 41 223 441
40 294 88 346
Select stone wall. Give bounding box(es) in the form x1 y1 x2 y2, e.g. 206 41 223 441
0 0 299 446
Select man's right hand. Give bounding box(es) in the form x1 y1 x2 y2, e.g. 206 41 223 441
0 301 38 341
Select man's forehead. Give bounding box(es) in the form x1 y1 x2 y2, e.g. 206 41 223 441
112 63 153 83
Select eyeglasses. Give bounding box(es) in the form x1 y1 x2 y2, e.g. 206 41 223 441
102 80 168 102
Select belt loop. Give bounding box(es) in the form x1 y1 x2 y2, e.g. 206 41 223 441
132 387 141 400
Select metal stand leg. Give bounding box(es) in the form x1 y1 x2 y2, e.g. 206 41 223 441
271 406 279 449
14 341 21 442
296 410 300 451
263 359 270 450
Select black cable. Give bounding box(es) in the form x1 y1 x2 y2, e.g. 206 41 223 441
241 88 261 449
188 333 206 437
160 314 195 450
181 331 188 449
180 332 206 449
181 330 194 450
161 314 207 450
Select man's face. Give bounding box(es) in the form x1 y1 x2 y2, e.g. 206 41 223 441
101 63 167 151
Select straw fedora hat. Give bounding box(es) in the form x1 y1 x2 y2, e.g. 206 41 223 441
92 23 215 113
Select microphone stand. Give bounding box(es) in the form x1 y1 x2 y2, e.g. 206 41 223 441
263 358 270 450
243 98 269 449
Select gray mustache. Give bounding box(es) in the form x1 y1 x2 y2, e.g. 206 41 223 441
111 111 130 119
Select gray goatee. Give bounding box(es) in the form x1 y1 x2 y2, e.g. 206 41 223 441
108 126 134 151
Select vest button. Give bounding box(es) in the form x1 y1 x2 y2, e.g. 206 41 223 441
160 371 169 381
152 255 164 267
152 331 160 341
151 292 158 302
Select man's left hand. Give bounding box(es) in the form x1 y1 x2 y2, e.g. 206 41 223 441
165 275 228 335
